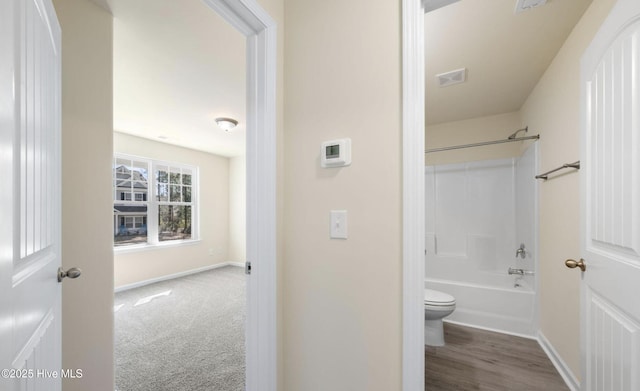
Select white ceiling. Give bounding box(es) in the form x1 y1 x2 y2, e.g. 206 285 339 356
425 0 592 125
109 0 246 157
108 0 592 155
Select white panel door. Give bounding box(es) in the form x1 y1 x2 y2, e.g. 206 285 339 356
580 0 640 390
0 0 63 390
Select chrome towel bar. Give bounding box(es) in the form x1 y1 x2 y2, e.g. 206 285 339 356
535 161 580 180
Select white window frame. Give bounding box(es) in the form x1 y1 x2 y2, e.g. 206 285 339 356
113 153 199 251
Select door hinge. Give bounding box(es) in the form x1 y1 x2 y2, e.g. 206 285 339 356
245 261 252 275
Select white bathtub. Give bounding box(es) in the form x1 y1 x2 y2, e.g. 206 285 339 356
425 275 537 338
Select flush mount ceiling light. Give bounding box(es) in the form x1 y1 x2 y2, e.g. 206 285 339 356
514 0 547 14
215 117 239 132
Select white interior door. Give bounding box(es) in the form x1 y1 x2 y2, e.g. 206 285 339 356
580 0 640 390
0 0 63 390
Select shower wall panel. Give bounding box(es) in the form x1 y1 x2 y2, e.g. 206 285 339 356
425 148 539 336
425 158 517 284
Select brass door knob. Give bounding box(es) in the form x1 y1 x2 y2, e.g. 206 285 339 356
565 258 586 272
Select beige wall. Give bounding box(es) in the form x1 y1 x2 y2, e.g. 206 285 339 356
54 0 115 389
229 156 246 263
520 0 616 380
425 111 525 165
283 1 402 390
113 132 231 288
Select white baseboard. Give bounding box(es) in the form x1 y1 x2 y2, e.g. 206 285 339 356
114 262 244 293
537 331 580 391
444 319 537 341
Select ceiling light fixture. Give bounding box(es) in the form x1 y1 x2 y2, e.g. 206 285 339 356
215 117 239 132
514 0 547 14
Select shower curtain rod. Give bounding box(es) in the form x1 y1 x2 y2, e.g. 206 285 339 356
424 134 540 154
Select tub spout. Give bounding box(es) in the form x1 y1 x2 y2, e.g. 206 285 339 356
508 267 534 276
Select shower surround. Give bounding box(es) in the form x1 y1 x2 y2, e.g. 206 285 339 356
425 145 538 337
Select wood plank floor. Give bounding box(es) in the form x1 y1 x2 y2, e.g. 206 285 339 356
426 323 569 391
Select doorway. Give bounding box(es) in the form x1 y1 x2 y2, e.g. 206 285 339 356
402 0 597 389
108 0 276 389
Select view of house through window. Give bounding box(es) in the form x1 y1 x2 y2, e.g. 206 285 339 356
113 155 197 247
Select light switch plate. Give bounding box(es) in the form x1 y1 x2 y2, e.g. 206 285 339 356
330 210 348 239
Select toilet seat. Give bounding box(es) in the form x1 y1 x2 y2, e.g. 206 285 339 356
424 288 455 306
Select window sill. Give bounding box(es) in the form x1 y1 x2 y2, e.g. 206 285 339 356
114 239 202 255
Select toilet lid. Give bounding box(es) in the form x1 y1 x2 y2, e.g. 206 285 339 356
424 289 455 306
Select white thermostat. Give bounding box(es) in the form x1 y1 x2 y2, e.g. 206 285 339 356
320 138 351 168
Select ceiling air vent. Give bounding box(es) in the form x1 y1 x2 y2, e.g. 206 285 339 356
436 68 466 88
514 0 547 14
423 0 461 13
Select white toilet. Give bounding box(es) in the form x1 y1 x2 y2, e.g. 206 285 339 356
424 289 456 346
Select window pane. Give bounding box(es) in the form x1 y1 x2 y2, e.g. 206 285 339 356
133 161 148 182
115 158 131 178
157 166 169 183
115 167 129 179
157 184 168 202
114 159 132 201
158 205 192 242
114 158 148 202
183 186 192 202
131 166 148 198
182 171 192 185
170 170 181 184
116 180 131 201
114 204 148 247
170 185 181 202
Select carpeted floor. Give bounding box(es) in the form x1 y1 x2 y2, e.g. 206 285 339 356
114 266 245 391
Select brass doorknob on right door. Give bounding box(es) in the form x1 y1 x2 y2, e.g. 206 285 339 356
565 258 586 272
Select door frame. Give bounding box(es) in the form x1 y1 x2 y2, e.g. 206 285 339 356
402 0 426 390
197 1 277 389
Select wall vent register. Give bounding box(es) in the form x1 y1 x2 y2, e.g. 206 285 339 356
435 68 466 87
